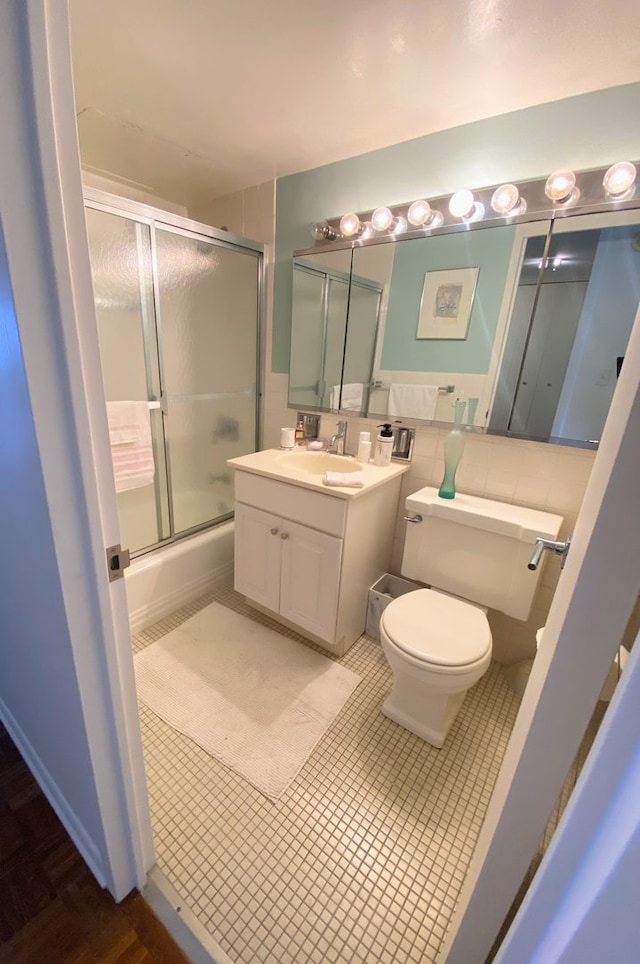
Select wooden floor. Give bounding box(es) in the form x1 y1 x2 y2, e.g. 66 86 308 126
0 723 190 963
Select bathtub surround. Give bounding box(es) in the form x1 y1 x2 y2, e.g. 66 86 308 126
124 524 234 635
134 601 361 799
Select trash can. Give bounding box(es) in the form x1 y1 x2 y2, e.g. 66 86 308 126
366 573 418 641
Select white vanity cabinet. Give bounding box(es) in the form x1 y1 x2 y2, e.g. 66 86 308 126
234 503 342 643
229 458 407 656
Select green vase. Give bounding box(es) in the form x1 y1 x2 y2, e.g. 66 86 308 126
438 399 467 500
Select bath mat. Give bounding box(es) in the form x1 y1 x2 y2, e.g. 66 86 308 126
134 602 361 800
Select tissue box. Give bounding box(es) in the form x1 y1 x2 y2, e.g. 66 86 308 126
366 574 418 641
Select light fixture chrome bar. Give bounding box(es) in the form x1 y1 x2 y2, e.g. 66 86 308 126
307 162 640 252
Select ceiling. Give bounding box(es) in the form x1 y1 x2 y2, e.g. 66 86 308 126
69 0 640 210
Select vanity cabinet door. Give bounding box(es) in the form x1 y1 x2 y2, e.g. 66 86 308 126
234 503 282 611
279 521 342 643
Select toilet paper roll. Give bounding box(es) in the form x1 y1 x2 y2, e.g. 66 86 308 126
280 427 295 449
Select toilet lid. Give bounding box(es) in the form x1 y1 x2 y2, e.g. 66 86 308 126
382 589 492 666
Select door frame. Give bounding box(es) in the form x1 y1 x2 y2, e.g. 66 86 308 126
8 0 154 897
439 299 640 958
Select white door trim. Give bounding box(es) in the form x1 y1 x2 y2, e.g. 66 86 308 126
9 0 153 897
494 625 640 962
439 295 640 960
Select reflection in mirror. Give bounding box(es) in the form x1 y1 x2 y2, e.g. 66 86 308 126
341 244 392 415
288 250 352 411
489 210 640 445
347 224 519 425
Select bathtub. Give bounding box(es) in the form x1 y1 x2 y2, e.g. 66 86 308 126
125 522 235 635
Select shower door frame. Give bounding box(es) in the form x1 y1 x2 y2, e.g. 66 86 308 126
84 188 265 558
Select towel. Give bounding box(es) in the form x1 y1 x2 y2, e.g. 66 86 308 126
323 471 365 488
106 401 155 493
340 383 364 411
388 383 438 419
330 383 364 411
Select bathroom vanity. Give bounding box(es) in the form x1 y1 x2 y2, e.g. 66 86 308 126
227 449 409 655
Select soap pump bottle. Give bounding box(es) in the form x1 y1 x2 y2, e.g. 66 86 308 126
374 423 394 466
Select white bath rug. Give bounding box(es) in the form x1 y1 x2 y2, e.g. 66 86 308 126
134 602 361 800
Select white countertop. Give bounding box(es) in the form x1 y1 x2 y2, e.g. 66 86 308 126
227 448 410 500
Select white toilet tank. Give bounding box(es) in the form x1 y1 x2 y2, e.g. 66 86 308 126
402 487 563 620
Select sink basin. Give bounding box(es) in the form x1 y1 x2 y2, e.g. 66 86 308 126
277 452 362 476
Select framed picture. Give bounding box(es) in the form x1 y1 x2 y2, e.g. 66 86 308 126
417 266 479 340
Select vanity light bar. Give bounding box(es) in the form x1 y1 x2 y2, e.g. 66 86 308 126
311 161 639 247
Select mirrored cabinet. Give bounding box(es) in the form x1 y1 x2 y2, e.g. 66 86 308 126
289 206 640 449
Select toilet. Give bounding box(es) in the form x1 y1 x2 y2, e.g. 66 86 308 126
380 486 563 747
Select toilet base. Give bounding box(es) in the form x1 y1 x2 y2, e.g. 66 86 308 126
382 681 467 749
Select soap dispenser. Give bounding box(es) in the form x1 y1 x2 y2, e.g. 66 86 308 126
374 423 394 466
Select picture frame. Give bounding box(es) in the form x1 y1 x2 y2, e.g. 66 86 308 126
417 266 479 340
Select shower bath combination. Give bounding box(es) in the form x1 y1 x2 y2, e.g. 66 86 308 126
85 190 263 564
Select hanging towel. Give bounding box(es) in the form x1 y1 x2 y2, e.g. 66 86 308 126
106 401 155 493
388 384 438 420
339 383 364 411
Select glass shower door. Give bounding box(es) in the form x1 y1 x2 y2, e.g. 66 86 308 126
154 228 259 535
85 207 170 553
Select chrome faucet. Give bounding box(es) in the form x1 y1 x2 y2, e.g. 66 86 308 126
328 420 348 455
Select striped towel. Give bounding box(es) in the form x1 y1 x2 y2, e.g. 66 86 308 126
106 401 155 493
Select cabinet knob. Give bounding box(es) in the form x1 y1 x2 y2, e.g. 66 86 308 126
280 532 289 540
270 527 279 535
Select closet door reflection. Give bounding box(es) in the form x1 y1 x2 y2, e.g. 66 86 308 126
290 267 325 408
342 282 382 414
289 265 350 410
155 229 259 535
86 208 170 553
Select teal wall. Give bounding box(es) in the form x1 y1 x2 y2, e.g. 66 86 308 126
381 225 515 373
274 82 640 372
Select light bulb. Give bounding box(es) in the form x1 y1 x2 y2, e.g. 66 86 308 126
545 170 577 203
360 221 374 240
491 183 527 216
390 215 407 235
371 206 394 232
407 199 432 226
311 220 338 241
429 210 444 229
449 189 476 219
340 212 362 237
603 161 637 197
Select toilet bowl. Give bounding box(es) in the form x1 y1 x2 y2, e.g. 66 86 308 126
380 589 492 747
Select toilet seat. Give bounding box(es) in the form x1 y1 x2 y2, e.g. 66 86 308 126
381 589 491 667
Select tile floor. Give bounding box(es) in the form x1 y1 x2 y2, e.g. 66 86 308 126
134 583 521 964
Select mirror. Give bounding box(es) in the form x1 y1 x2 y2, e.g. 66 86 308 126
490 210 640 445
290 207 640 447
349 222 520 428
